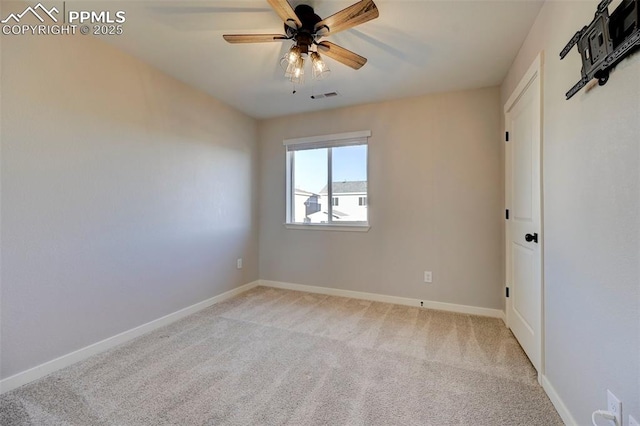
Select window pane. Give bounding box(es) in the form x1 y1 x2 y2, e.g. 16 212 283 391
292 148 328 223
330 144 367 222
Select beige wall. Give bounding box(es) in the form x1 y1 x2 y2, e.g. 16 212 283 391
258 88 503 309
0 31 259 378
501 1 639 424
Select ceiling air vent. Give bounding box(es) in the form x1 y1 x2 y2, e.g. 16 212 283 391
311 92 339 100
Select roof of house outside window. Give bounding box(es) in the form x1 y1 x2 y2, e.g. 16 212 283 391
320 181 367 194
295 188 320 196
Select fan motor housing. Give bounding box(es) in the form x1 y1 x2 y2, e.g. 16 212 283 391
295 5 321 31
284 5 321 52
294 33 314 52
283 4 321 35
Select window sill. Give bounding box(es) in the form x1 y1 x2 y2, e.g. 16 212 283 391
284 223 370 233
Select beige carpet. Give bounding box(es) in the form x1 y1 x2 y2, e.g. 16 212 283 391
1 286 562 425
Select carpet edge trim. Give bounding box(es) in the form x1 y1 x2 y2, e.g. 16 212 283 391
259 280 505 320
0 280 260 395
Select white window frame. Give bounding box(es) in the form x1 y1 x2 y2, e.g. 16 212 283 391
284 130 371 232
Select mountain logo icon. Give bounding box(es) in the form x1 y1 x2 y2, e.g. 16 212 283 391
1 3 59 24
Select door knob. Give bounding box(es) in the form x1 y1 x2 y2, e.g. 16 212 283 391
525 233 539 243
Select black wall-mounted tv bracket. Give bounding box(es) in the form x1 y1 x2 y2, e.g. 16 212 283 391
560 0 640 100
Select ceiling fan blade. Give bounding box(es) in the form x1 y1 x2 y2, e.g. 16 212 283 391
317 41 367 70
267 0 302 29
223 34 289 43
314 0 379 36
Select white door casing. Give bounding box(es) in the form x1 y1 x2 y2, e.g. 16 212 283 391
504 52 543 376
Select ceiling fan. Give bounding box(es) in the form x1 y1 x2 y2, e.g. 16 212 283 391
223 0 379 84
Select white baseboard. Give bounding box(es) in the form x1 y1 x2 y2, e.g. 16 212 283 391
259 280 504 319
0 279 508 395
541 375 577 426
0 280 260 395
4 278 569 422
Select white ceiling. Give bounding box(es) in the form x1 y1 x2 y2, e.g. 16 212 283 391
95 0 544 119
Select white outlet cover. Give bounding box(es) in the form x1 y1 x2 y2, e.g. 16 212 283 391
607 390 622 426
629 415 640 426
236 258 243 269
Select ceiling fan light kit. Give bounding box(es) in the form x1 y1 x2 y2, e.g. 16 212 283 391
310 52 330 80
283 53 305 84
223 0 379 87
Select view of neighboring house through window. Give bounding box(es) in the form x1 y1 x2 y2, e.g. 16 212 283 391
285 131 369 226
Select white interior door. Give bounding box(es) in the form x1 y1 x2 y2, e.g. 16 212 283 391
504 53 543 374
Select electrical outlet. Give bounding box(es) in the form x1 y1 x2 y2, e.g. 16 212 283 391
629 415 639 426
607 390 622 426
236 258 243 269
423 271 432 283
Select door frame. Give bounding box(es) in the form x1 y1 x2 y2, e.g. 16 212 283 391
504 52 544 379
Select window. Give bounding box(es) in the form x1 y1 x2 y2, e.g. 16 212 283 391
285 131 370 229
